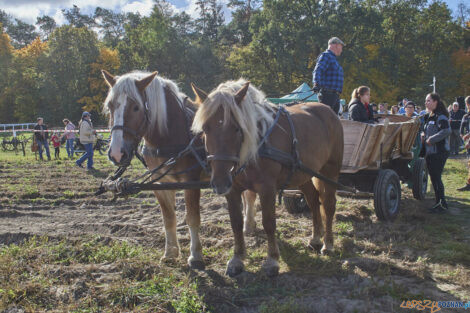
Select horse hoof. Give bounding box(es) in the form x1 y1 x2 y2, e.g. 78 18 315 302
321 245 334 256
225 257 244 277
262 259 279 277
243 224 256 236
188 257 205 270
308 241 323 254
262 265 279 277
160 256 177 265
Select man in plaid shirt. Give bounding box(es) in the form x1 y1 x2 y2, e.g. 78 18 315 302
312 37 345 114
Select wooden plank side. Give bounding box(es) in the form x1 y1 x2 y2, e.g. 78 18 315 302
341 120 367 167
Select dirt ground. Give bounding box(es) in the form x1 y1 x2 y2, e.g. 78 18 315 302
0 152 469 313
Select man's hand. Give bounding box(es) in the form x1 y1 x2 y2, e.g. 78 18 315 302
312 84 320 93
426 139 432 146
463 133 470 141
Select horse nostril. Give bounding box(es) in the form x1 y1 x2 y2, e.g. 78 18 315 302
121 148 128 162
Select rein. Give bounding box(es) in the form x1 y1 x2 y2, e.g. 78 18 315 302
218 104 356 202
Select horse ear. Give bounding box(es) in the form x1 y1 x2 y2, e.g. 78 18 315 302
135 71 158 93
234 82 250 105
102 69 116 87
191 82 208 103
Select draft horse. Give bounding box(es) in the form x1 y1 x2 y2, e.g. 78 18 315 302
192 79 344 276
102 71 257 269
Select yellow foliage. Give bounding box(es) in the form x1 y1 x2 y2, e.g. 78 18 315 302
364 44 380 60
0 28 13 57
79 47 120 113
452 48 470 95
14 37 48 58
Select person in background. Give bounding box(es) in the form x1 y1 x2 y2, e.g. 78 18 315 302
51 132 61 159
418 106 427 116
348 86 376 124
312 37 345 114
378 103 388 114
76 112 96 171
421 93 451 213
34 117 51 161
398 98 408 114
403 101 418 118
391 105 399 115
63 118 76 158
449 102 465 155
457 96 470 191
371 103 378 115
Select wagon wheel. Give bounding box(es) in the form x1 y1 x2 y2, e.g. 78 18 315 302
412 158 428 200
373 169 401 221
283 194 309 214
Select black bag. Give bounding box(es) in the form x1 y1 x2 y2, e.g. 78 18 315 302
60 136 66 145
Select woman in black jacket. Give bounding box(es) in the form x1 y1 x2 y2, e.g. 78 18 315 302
422 93 451 213
348 86 376 123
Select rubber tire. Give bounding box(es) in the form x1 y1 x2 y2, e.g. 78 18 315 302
412 158 428 200
373 169 401 221
283 195 309 214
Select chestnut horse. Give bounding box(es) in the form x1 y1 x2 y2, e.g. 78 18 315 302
192 79 344 277
102 71 257 269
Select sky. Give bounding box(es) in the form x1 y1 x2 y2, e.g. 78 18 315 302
0 0 465 26
0 0 229 25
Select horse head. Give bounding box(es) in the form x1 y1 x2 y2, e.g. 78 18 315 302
102 70 157 166
192 81 251 195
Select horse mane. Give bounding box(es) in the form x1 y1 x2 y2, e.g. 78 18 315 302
103 71 185 135
192 78 276 164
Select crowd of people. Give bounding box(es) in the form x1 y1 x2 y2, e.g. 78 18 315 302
312 36 470 215
33 111 97 171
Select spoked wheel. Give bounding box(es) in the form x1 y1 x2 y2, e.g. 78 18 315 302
373 169 401 221
412 158 428 200
283 194 309 214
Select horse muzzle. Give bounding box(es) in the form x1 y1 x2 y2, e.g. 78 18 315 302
108 143 134 166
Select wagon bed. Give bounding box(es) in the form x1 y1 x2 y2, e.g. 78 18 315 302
341 116 420 173
283 115 427 221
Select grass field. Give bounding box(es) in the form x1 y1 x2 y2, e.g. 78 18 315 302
0 149 469 312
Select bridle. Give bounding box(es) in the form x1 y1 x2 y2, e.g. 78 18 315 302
110 91 150 145
205 121 243 167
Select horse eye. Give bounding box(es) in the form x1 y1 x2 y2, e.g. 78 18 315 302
133 105 139 112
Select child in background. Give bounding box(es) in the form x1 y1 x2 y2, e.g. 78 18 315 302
51 132 61 159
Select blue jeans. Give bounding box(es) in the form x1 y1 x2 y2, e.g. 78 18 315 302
66 138 75 157
37 139 51 160
76 143 94 169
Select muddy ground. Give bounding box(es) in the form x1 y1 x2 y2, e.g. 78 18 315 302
0 152 469 312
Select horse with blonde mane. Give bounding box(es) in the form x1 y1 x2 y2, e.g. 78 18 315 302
192 79 344 277
101 70 257 269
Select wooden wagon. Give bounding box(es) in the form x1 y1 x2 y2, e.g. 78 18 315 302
283 115 428 221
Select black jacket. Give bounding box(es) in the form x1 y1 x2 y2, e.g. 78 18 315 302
34 124 48 141
459 113 470 136
449 109 465 130
348 99 375 123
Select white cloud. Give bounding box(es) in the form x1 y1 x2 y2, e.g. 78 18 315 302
121 0 154 15
0 0 232 25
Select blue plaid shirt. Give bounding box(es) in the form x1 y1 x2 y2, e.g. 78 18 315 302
312 50 344 93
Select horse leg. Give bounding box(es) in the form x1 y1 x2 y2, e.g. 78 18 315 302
242 190 257 235
225 188 246 277
299 180 323 253
184 189 204 270
153 190 180 261
259 189 280 277
316 180 337 255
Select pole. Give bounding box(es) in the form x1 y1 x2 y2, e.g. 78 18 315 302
433 76 436 93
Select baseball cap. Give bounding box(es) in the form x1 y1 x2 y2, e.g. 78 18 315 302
82 111 91 118
328 37 345 46
37 117 43 121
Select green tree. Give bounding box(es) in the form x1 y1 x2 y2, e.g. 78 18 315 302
45 25 100 123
